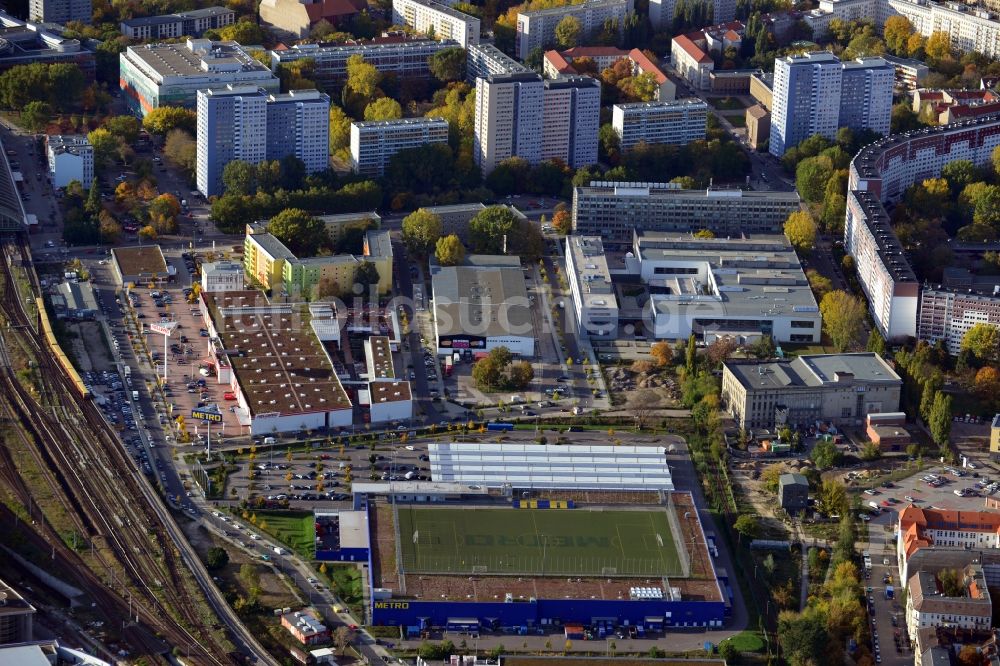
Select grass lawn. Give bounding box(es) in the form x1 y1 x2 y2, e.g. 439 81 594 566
396 506 682 576
722 630 766 652
707 96 749 110
324 563 364 617
725 115 746 128
254 511 315 559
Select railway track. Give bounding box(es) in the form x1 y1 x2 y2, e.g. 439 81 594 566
0 238 246 663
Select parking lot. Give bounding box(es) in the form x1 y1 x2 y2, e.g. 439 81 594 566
858 463 999 516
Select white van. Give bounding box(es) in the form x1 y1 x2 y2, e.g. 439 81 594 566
263 436 276 445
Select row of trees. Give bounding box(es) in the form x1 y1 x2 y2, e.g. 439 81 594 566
402 205 545 263
470 346 534 391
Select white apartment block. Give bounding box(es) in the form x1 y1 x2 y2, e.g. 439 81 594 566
30 0 89 24
45 135 93 189
350 118 450 177
770 51 893 156
201 261 245 292
770 51 843 156
474 72 544 174
611 99 708 150
541 77 600 167
918 287 1000 355
392 0 480 48
846 114 1000 339
670 35 714 90
515 0 633 60
565 235 619 339
466 43 528 82
817 0 1000 58
196 85 330 197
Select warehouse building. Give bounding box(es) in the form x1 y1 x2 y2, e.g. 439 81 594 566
720 352 902 430
430 255 534 357
111 245 172 286
564 235 618 339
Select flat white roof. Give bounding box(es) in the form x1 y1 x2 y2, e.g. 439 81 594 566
429 442 674 491
350 481 490 495
338 510 371 550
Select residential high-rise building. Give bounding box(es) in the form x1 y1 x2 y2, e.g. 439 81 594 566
474 72 599 174
197 85 330 197
29 0 90 25
611 99 708 150
466 43 528 82
392 0 480 48
349 117 449 177
770 52 894 156
541 77 600 167
265 89 331 174
120 39 279 116
918 286 1000 355
474 72 544 174
572 181 801 244
515 0 632 60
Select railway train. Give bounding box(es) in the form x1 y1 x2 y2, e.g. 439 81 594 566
36 297 91 399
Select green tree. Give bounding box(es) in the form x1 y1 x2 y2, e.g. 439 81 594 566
354 261 381 290
883 15 914 54
685 333 697 374
733 514 759 540
217 19 266 44
929 391 952 446
143 106 197 135
402 209 443 255
555 14 583 48
843 26 885 59
819 290 866 351
434 234 465 266
993 144 1000 178
163 129 197 179
941 159 977 194
87 128 119 169
961 323 1000 363
925 30 952 61
860 441 882 461
329 104 352 155
104 115 140 144
206 546 230 570
920 375 942 422
468 205 519 253
818 479 848 516
778 610 830 666
267 208 329 256
222 161 256 196
784 210 818 254
866 328 886 356
796 155 834 203
363 97 402 121
811 439 841 470
428 47 467 82
20 100 50 132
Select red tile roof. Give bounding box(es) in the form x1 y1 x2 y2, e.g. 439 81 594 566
724 29 741 40
304 0 365 22
628 48 667 84
672 34 712 65
949 101 1000 119
900 506 1000 559
544 49 574 74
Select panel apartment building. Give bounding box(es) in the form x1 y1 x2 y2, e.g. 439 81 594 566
120 7 235 39
466 43 528 82
474 72 599 174
270 39 459 90
611 99 708 150
770 51 893 156
392 0 480 48
30 0 90 24
571 181 801 244
197 86 330 197
350 117 449 177
515 0 632 60
120 39 279 116
918 286 1000 355
845 114 1000 339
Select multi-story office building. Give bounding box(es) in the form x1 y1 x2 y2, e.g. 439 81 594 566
270 38 459 90
771 52 840 156
565 235 619 339
571 181 801 244
918 286 1000 355
265 89 331 174
635 232 821 344
839 56 894 135
474 72 599 174
29 0 90 25
349 117 449 177
392 0 480 48
611 99 708 150
720 353 902 430
45 135 93 189
0 12 95 77
543 47 674 101
515 0 632 60
466 43 528 82
120 39 279 116
197 85 329 197
770 51 892 156
201 261 245 292
541 77 600 167
846 114 1000 339
474 72 543 174
120 7 235 39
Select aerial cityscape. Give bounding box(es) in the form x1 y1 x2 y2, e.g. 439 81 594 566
1 0 1000 661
